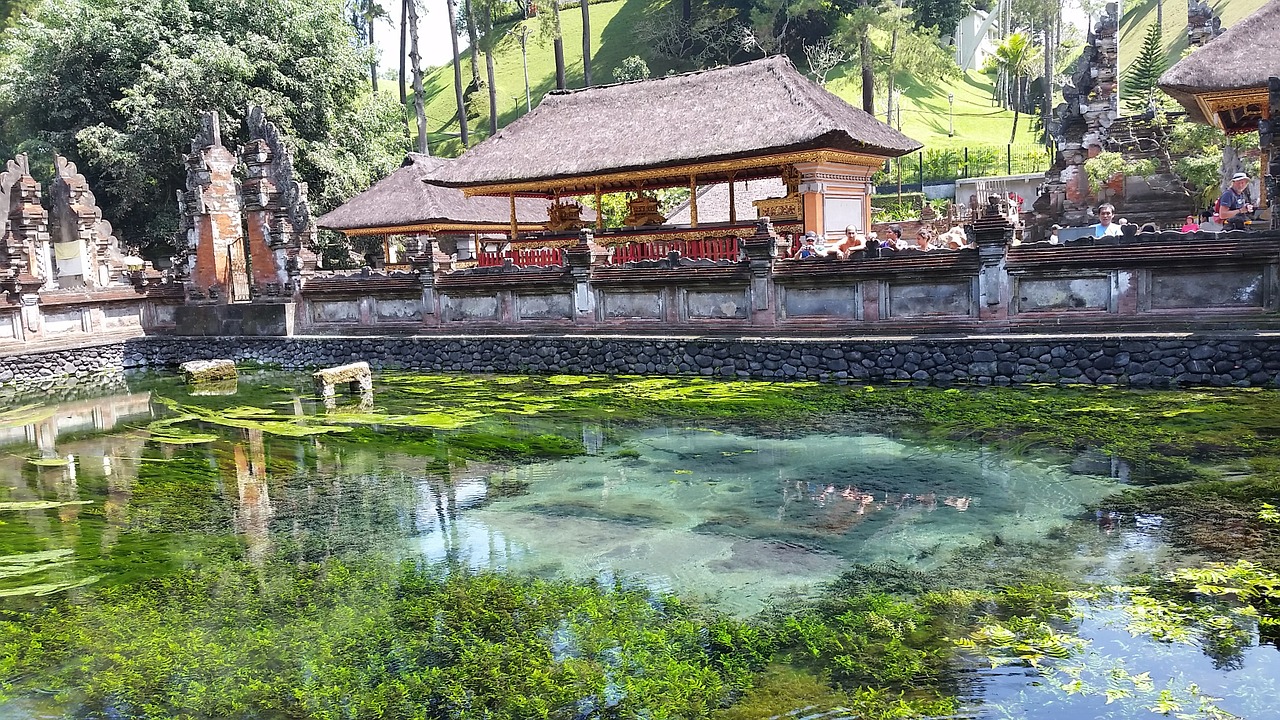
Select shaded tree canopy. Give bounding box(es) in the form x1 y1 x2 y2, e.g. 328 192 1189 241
0 0 407 258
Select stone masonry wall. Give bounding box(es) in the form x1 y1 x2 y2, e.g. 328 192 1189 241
3 334 1274 391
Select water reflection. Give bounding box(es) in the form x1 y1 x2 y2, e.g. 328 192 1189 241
2 378 1274 720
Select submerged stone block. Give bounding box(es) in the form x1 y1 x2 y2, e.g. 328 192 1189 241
180 359 238 384
312 361 373 405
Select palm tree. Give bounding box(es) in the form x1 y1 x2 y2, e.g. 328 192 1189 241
348 0 388 92
995 32 1041 143
399 0 408 105
581 0 592 86
406 0 430 154
445 0 470 147
552 0 566 89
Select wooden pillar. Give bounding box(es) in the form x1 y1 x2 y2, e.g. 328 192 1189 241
594 185 603 231
728 174 737 224
509 193 517 242
689 175 698 227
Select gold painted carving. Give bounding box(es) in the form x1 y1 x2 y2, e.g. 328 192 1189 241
1194 89 1270 133
546 199 589 232
624 193 666 226
753 195 802 220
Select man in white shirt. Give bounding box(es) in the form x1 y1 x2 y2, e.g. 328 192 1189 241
1094 204 1122 237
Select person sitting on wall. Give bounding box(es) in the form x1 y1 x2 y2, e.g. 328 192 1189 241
840 225 870 254
793 232 818 259
914 226 936 251
1219 172 1255 230
886 225 910 250
1180 215 1200 233
1094 204 1122 237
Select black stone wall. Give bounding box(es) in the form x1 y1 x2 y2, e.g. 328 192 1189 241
5 335 1280 389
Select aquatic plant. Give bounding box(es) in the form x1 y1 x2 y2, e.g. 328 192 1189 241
0 558 771 719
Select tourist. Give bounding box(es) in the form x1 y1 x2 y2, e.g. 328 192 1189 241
1094 204 1122 237
1219 172 1255 230
914 226 936 251
794 232 818 259
1180 215 1200 233
886 225 909 250
840 225 870 255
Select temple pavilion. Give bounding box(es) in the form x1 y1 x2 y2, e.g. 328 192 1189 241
1159 0 1280 223
1159 0 1278 135
315 153 562 268
431 55 921 252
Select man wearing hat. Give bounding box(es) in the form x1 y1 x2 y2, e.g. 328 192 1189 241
1218 172 1255 230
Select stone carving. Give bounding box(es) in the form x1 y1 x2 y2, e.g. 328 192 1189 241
241 105 317 298
178 111 249 303
0 154 51 292
50 155 126 289
180 358 238 384
623 193 666 226
1037 2 1120 227
1188 0 1223 47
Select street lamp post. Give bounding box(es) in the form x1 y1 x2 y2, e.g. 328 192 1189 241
948 92 955 137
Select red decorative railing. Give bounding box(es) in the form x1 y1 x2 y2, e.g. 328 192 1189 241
476 247 566 268
611 236 741 264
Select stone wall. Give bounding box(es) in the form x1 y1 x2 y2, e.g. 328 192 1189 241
6 332 1280 390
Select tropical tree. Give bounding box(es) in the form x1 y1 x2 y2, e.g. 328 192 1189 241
994 31 1041 142
346 0 388 91
398 0 408 104
1124 22 1166 114
406 0 430 153
445 0 470 146
0 0 407 257
581 0 592 86
537 0 567 89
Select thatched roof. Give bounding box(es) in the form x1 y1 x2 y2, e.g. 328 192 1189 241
432 56 921 193
315 154 554 233
1159 0 1280 124
665 178 788 225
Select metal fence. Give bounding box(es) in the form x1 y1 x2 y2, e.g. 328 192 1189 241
875 143 1054 186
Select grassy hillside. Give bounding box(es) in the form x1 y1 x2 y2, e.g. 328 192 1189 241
414 0 1046 158
1119 0 1269 105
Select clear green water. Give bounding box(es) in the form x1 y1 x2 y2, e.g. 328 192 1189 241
2 372 1278 719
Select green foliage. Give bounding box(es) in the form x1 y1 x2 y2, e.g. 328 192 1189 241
0 0 407 258
1124 22 1167 114
612 54 650 82
1085 151 1155 191
0 558 768 718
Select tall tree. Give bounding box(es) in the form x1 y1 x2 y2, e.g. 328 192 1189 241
537 0 566 90
464 0 481 89
581 0 592 86
399 0 408 104
994 32 1040 142
348 0 387 91
407 0 430 153
1124 21 1166 114
446 0 470 146
0 0 407 257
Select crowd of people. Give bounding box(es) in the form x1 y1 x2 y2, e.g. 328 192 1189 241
790 223 975 260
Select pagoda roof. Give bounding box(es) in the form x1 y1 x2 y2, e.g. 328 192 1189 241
315 154 555 235
431 56 921 195
1159 0 1280 127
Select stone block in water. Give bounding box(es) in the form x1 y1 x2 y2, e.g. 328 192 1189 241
180 359 238 384
312 361 373 401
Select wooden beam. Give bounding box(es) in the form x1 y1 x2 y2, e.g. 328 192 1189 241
728 174 737 224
